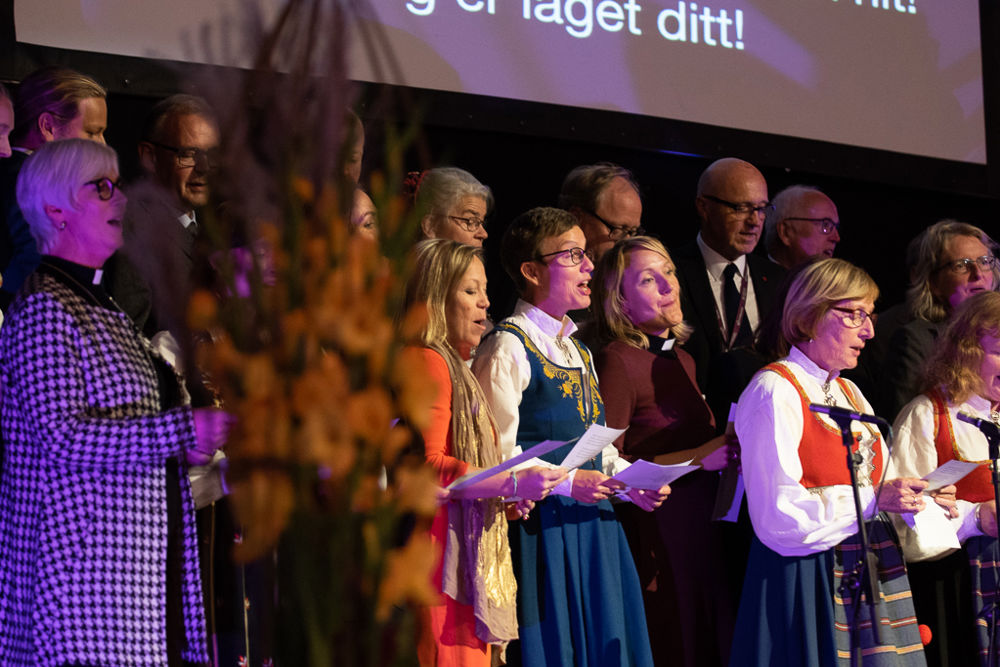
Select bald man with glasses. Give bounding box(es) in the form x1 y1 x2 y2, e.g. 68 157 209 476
764 185 841 270
671 157 786 397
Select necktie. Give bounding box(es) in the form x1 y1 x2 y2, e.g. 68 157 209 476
723 262 753 348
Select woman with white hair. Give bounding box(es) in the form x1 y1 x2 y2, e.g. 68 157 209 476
0 139 229 666
415 167 492 248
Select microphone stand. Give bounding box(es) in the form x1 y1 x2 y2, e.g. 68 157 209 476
979 424 1000 667
829 412 881 667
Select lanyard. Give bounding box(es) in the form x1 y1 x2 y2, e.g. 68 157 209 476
713 264 749 351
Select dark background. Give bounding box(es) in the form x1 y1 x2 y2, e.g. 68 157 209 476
2 0 998 316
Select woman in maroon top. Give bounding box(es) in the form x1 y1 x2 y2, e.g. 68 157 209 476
590 236 739 667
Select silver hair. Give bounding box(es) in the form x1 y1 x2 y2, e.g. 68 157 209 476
764 185 824 255
16 138 119 253
415 167 493 232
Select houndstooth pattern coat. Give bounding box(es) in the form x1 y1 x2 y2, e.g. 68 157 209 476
0 266 209 666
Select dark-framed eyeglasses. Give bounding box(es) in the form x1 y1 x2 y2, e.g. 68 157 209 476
934 254 997 276
448 215 487 233
784 217 840 235
84 177 124 201
150 141 219 169
535 247 593 267
702 194 773 217
587 210 644 240
830 306 873 329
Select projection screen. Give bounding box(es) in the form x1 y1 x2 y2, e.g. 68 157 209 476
13 0 987 164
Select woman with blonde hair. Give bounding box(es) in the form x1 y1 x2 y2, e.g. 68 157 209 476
732 258 949 666
403 238 566 666
879 220 998 419
890 290 1000 667
590 236 738 667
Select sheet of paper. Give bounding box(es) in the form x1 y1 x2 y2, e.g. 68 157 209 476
922 459 980 493
610 459 699 490
558 424 627 470
901 502 961 551
712 403 744 522
447 438 566 492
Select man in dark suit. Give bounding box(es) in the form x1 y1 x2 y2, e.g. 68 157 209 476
107 94 219 338
673 157 785 403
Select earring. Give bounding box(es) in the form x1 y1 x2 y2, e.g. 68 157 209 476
58 222 66 230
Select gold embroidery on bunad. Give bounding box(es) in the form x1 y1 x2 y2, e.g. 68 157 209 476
519 330 589 422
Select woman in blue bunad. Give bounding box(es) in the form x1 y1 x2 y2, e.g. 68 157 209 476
472 207 669 667
891 290 1000 667
732 258 951 666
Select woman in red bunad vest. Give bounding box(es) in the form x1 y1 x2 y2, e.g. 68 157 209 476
731 258 955 667
891 290 1000 667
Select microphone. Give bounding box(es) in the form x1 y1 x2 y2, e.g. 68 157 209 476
956 412 1000 440
809 403 888 426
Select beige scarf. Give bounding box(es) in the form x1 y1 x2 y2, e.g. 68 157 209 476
433 343 519 648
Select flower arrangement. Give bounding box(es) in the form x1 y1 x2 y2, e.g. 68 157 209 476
175 1 441 663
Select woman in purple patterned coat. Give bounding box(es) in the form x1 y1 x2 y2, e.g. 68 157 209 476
0 139 230 667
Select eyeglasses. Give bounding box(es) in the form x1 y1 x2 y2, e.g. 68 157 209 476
784 217 840 235
587 210 644 240
934 254 997 276
84 177 124 201
702 194 773 217
535 247 593 266
150 141 219 169
830 306 873 329
448 215 487 233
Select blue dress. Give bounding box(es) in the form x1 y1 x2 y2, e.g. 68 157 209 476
490 321 654 667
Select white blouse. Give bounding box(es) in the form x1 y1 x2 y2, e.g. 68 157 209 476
472 299 630 496
887 392 987 561
735 346 886 557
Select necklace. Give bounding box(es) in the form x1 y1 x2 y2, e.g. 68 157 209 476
821 381 837 406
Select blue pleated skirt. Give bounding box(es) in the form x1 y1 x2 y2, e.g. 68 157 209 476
506 494 654 667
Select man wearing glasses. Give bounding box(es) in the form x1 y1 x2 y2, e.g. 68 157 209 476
109 94 219 335
764 185 841 269
558 162 644 261
672 157 786 398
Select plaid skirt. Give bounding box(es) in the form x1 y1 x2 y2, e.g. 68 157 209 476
731 516 926 666
968 534 1000 666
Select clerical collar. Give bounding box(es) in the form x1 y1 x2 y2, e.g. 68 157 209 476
39 255 117 311
647 334 676 357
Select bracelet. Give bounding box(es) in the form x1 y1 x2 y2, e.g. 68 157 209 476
507 470 519 498
976 503 985 534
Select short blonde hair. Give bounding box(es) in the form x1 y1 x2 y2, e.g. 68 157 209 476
591 236 690 349
780 258 879 355
922 291 1000 404
16 138 119 253
404 238 483 349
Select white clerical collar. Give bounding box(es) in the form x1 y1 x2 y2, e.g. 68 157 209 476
788 345 839 383
514 298 578 339
179 211 197 229
696 232 747 281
